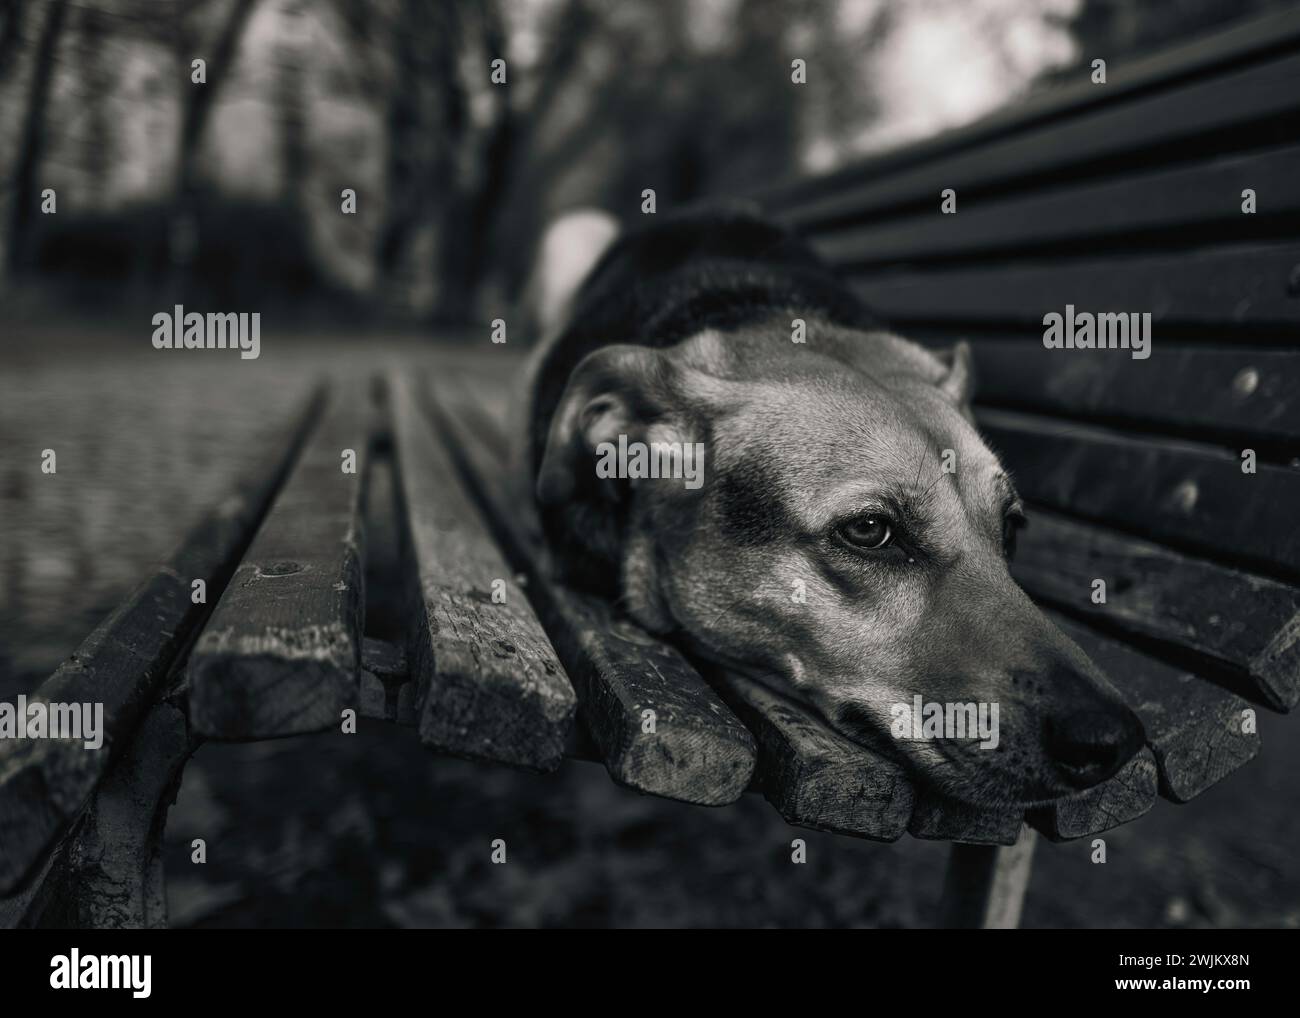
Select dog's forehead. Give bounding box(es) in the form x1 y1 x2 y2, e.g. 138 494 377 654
713 374 1008 533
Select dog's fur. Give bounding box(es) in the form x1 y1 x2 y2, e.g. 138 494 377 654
513 205 1144 808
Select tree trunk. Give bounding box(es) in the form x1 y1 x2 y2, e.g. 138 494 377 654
6 0 68 280
169 0 259 264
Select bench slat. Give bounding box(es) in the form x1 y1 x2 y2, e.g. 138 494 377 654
808 143 1300 266
31 701 195 928
909 792 1023 846
961 340 1300 444
1030 747 1159 841
849 241 1300 328
776 49 1300 230
982 408 1300 584
1049 613 1260 802
0 386 322 895
709 671 913 841
389 372 576 772
1011 508 1300 710
427 371 757 806
188 380 371 738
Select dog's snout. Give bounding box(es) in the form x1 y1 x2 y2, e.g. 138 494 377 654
1044 709 1145 788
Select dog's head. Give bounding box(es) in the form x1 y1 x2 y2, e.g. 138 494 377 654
535 317 1144 807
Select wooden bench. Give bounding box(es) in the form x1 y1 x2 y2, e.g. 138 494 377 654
3 7 1295 929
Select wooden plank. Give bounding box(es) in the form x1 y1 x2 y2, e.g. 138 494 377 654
1048 613 1260 802
709 671 913 841
810 143 1300 265
1011 508 1300 710
358 637 416 728
981 408 1300 583
31 701 195 929
426 375 757 805
775 49 1300 229
909 791 1023 846
0 386 321 896
188 380 371 738
964 340 1300 444
758 7 1300 215
850 241 1300 327
1030 747 1159 841
389 372 576 772
938 828 1036 928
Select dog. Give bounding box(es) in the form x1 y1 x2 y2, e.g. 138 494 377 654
512 204 1145 808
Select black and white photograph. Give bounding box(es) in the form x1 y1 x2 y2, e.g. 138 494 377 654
0 0 1296 979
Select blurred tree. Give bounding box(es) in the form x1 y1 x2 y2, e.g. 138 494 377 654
0 0 29 87
168 0 259 266
5 0 67 279
78 4 114 206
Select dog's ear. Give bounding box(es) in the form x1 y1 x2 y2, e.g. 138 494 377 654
537 344 674 506
936 340 974 405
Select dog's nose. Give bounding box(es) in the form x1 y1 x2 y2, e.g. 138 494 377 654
1044 709 1145 788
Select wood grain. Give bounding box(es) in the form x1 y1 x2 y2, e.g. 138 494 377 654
1030 747 1159 841
390 372 576 771
850 241 1300 327
709 671 913 841
31 701 196 928
966 341 1300 444
427 373 757 805
1050 613 1261 802
982 408 1300 583
1010 508 1300 710
0 386 321 896
808 144 1300 266
189 379 371 738
909 791 1023 846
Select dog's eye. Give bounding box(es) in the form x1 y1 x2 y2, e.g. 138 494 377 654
837 515 894 551
1002 512 1026 560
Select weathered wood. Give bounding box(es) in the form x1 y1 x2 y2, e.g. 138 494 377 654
189 381 371 739
709 671 913 841
426 374 757 806
1030 747 1159 842
354 637 612 769
0 857 52 928
981 408 1300 581
773 47 1300 229
964 341 1300 443
0 386 322 896
1011 508 1300 710
850 241 1300 327
34 701 196 929
358 637 417 727
1050 613 1261 802
389 371 576 771
909 791 1023 846
809 144 1300 266
758 6 1300 216
938 826 1036 929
